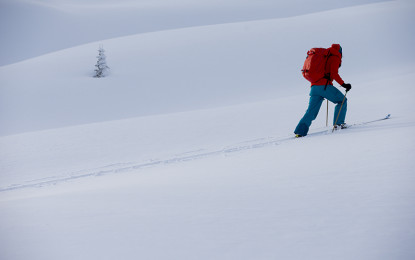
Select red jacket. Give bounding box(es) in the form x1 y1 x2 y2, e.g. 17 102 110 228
312 44 344 86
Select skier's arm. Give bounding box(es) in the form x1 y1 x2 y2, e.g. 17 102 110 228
330 58 345 86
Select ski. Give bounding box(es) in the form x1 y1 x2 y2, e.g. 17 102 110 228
353 113 391 125
337 114 391 129
305 114 391 137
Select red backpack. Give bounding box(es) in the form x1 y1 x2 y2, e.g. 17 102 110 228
301 48 330 83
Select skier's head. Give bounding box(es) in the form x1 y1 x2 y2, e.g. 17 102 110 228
331 43 342 57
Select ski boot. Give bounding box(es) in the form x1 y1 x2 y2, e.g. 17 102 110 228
333 123 349 130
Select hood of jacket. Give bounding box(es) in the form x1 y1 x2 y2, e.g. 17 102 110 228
329 44 342 58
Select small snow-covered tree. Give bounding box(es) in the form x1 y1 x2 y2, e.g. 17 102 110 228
94 45 109 78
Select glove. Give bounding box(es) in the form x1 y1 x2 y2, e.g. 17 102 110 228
341 83 352 92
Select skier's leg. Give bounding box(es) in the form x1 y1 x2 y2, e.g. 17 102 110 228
294 94 324 136
323 85 347 125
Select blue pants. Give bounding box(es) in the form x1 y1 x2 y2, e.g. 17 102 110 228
294 85 347 136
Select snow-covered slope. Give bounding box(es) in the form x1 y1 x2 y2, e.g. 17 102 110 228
1 0 414 136
1 0 415 260
0 0 387 66
2 120 414 260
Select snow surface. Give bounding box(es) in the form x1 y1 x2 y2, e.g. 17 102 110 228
1 0 415 259
0 0 386 66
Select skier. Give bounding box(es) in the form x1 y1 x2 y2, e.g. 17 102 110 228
294 44 352 137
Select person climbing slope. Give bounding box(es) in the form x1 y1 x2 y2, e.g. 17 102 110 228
294 44 352 137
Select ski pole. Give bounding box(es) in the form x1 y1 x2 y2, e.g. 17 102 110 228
324 75 330 127
332 91 348 132
326 99 328 127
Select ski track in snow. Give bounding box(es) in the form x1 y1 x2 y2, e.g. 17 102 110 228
0 115 394 192
0 135 295 192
